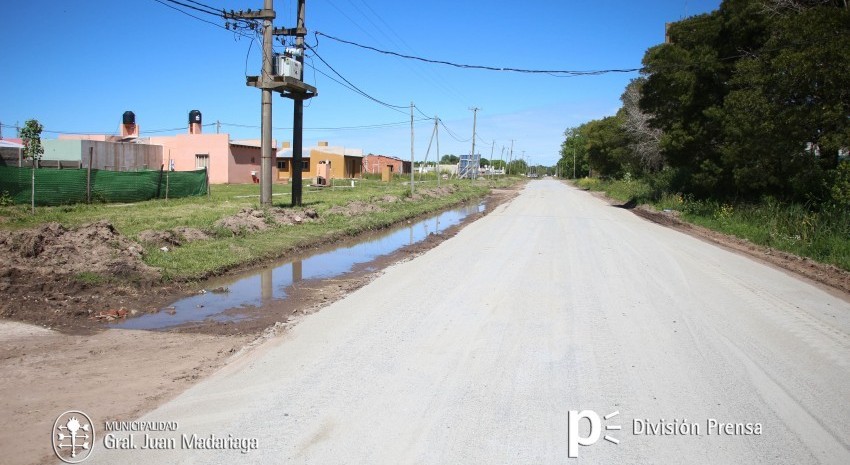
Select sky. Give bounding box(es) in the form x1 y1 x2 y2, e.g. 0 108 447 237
0 0 722 166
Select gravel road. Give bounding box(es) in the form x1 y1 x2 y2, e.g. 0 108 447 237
90 180 850 464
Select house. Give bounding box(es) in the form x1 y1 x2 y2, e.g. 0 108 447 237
276 141 363 182
362 154 411 175
43 138 162 170
56 111 275 183
0 139 24 166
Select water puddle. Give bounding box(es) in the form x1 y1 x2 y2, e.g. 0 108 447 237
112 202 485 330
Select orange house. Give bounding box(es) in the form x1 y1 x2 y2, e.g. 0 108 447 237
276 141 363 182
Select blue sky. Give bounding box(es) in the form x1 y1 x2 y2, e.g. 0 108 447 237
1 0 721 166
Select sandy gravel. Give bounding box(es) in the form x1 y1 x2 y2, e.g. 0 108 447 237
81 180 850 464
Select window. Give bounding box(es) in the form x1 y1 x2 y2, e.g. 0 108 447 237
195 154 209 169
302 160 310 172
277 160 288 170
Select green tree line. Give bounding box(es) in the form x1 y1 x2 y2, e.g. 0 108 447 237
560 0 850 206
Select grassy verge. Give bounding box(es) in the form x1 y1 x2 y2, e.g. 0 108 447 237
1 177 520 280
573 177 850 271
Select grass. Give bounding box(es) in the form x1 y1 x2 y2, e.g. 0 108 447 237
1 176 520 280
573 177 850 271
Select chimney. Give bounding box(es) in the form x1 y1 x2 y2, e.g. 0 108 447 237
189 110 202 135
121 111 139 138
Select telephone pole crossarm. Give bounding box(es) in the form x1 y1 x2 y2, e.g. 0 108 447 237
223 9 275 20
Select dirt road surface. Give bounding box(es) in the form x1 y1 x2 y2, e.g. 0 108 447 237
88 180 850 464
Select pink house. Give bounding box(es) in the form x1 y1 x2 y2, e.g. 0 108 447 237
61 111 279 184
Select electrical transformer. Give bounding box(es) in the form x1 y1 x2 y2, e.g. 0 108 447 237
276 52 303 81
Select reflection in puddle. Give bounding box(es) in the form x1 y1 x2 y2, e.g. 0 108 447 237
113 202 485 330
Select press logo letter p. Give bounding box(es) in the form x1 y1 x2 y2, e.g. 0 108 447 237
567 410 601 458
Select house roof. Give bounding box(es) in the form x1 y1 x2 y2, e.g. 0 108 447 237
276 148 364 159
364 154 405 162
0 139 24 148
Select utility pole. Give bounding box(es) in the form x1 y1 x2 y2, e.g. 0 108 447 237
508 139 514 176
500 146 505 175
216 120 221 134
489 140 494 177
226 0 316 207
469 107 479 179
260 0 275 205
290 0 308 206
410 102 415 193
435 115 440 187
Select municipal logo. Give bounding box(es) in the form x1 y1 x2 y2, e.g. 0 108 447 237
52 410 95 463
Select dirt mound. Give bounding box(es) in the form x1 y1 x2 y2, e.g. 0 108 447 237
0 221 160 327
138 227 211 247
381 195 400 203
0 221 155 278
269 207 319 226
215 207 320 234
214 208 270 234
328 201 383 216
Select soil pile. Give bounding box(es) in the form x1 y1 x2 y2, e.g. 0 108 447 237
269 207 319 225
138 227 211 247
214 208 270 234
215 207 320 234
0 221 155 278
328 201 383 216
0 221 160 327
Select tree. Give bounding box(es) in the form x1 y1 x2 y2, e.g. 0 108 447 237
640 0 769 195
479 157 490 167
559 126 590 178
440 154 459 164
620 79 663 173
20 119 44 167
722 4 850 201
507 159 528 176
583 113 636 179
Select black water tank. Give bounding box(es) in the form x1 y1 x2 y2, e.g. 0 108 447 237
189 110 202 125
122 111 135 125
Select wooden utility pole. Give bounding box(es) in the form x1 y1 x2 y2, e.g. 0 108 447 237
489 140 494 177
469 107 479 178
435 116 440 188
508 139 514 175
410 102 415 193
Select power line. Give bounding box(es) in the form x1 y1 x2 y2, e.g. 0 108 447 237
218 119 430 131
315 31 642 77
159 0 221 17
438 119 471 143
149 0 257 38
306 45 410 114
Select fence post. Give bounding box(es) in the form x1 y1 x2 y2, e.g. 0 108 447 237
30 166 35 214
156 164 164 199
86 147 93 204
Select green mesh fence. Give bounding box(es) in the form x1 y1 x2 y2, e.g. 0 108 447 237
0 166 207 206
